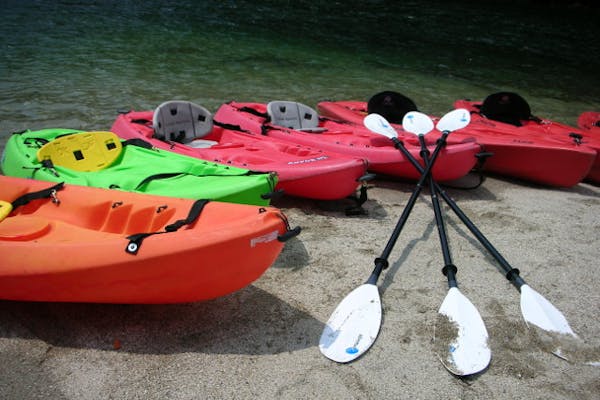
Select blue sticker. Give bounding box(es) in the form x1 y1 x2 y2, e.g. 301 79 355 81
346 347 359 354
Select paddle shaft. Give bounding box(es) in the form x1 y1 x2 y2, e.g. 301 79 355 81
389 137 526 290
366 135 447 285
418 134 458 288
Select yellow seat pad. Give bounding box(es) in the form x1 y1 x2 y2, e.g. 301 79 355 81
37 131 123 171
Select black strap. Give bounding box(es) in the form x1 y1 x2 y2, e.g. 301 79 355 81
122 138 154 149
125 199 210 255
238 106 269 119
134 173 187 190
133 168 269 191
11 182 64 209
213 119 253 134
164 199 208 232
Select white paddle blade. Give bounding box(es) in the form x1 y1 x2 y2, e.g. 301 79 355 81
436 108 470 132
319 284 382 363
436 287 491 376
363 113 398 139
520 284 577 337
402 111 434 135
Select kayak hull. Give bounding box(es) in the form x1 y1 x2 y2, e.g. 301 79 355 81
577 111 600 181
577 111 600 132
0 176 290 304
455 100 599 186
215 101 481 182
111 110 368 200
318 100 596 187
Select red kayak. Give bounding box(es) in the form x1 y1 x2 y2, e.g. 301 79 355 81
110 101 369 200
454 95 599 186
319 98 596 187
578 111 600 133
214 101 481 182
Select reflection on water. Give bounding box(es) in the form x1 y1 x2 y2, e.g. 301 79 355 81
1 0 599 142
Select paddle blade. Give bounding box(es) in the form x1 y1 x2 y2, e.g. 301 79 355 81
520 284 577 337
436 108 470 132
435 287 491 376
402 111 434 135
319 284 382 363
363 113 398 139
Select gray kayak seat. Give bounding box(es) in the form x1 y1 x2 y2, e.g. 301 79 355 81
266 101 326 132
153 101 218 147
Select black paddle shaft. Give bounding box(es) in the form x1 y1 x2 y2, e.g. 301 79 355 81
392 138 527 290
418 134 458 289
366 132 449 285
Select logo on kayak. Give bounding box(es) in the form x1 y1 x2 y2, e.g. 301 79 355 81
250 230 279 247
287 155 329 165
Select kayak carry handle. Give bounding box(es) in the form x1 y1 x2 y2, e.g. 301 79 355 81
278 226 301 242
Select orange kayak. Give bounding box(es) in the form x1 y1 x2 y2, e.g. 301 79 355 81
0 176 299 304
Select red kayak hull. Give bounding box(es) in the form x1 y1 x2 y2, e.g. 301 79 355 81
214 101 481 182
318 100 596 187
111 110 368 200
455 100 598 186
578 111 600 133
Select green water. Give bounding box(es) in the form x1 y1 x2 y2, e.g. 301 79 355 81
1 0 599 152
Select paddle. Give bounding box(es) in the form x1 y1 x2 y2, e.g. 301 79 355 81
319 113 445 363
367 112 576 338
404 110 491 376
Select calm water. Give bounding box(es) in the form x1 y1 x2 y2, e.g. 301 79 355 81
1 0 599 153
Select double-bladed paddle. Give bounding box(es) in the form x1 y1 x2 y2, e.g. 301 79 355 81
319 109 471 364
403 110 491 376
366 112 576 339
319 111 454 363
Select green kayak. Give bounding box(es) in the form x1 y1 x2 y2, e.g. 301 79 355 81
1 129 277 206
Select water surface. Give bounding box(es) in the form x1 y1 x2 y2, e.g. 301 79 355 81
1 1 599 150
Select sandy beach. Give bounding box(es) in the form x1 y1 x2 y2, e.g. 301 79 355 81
0 171 598 399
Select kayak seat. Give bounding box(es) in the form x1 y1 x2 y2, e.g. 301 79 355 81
36 131 123 172
480 92 532 127
267 101 326 132
153 100 218 146
366 91 418 124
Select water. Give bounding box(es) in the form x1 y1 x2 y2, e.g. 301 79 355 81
1 0 599 154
